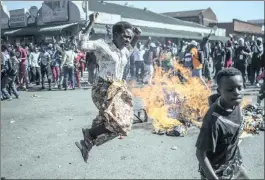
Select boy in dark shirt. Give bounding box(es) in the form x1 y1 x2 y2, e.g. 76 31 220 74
196 67 249 180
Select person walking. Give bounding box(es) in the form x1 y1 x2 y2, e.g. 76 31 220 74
61 43 77 90
39 47 52 90
250 38 263 86
29 46 41 85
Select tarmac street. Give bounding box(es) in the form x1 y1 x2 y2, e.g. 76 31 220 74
1 87 264 179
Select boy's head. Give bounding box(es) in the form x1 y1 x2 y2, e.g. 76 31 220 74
216 67 244 108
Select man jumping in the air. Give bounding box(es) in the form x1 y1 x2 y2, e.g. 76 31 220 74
75 12 142 162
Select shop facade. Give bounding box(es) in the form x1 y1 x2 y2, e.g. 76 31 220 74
1 0 228 45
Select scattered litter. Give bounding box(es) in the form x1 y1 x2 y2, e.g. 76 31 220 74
17 137 20 139
242 104 264 134
32 94 40 98
120 156 127 160
118 135 123 139
158 130 166 135
171 146 178 150
69 162 72 165
10 120 15 124
58 165 61 168
20 164 22 166
165 125 187 137
37 156 40 158
69 118 73 121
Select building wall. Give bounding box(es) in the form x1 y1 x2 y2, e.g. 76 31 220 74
233 20 262 34
201 8 217 26
215 22 234 36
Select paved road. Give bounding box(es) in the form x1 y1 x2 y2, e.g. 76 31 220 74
1 88 264 179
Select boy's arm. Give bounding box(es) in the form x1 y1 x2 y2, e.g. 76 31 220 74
196 149 219 180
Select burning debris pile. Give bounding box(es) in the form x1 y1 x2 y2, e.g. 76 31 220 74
132 62 211 136
132 62 265 137
242 104 265 134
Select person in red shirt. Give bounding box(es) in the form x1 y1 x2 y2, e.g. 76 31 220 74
78 51 86 80
74 50 85 88
15 43 28 90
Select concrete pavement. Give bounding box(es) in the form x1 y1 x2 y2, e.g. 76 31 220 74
1 88 264 179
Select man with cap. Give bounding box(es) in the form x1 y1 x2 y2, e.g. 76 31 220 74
250 37 263 86
234 38 251 88
143 42 156 85
190 40 208 88
190 40 203 77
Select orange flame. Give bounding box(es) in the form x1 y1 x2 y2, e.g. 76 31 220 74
132 61 211 131
131 61 255 132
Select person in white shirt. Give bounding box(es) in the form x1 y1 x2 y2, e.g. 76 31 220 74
28 46 41 85
131 42 145 82
61 44 77 90
74 13 141 163
143 43 156 85
39 47 52 90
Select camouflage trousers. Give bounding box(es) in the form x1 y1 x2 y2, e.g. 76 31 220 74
91 78 134 146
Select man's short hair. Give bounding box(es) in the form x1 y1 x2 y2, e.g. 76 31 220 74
216 67 242 86
112 21 133 35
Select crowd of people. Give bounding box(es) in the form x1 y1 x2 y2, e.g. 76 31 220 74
1 22 264 104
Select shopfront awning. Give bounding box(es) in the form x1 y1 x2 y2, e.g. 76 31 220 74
39 23 78 32
3 29 22 36
135 26 203 40
91 24 204 40
2 27 41 36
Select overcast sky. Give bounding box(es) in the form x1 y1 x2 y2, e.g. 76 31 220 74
3 1 264 22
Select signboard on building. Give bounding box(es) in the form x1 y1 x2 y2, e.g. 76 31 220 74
42 1 69 23
9 8 28 28
234 19 263 34
28 6 38 25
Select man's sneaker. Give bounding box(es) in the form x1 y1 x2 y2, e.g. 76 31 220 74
256 83 261 88
74 128 94 163
82 128 94 148
75 140 90 163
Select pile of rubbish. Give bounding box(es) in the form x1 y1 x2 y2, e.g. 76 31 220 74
151 89 200 137
151 102 265 137
242 104 265 134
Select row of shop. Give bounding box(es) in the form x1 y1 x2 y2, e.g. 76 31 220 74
1 0 230 45
1 22 230 44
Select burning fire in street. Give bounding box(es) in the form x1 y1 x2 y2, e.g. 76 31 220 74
132 61 211 131
131 61 264 135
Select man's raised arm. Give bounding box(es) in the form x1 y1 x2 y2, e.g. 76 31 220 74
79 13 98 52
